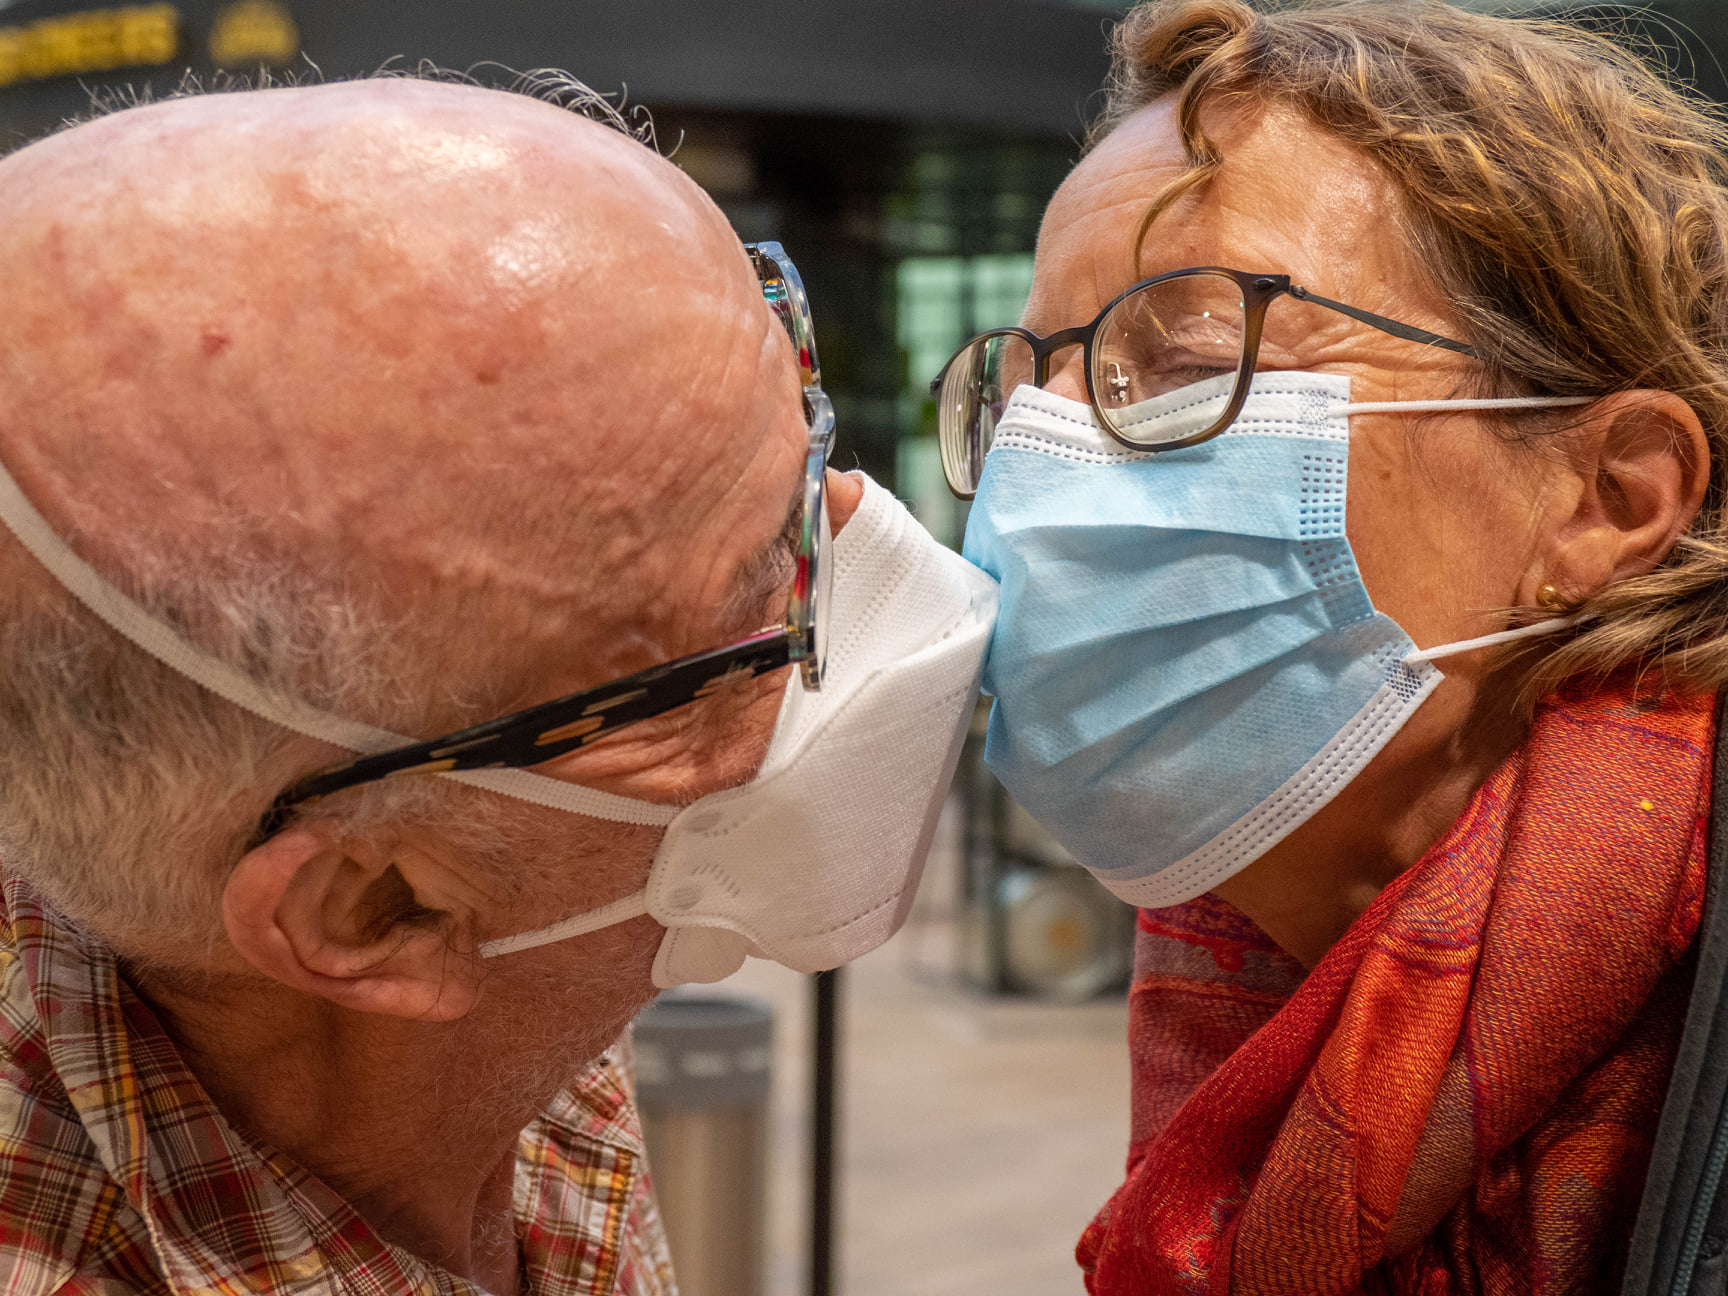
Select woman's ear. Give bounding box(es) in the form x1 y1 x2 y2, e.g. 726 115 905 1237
1534 391 1710 604
222 824 498 1021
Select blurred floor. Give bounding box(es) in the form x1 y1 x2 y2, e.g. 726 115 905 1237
700 806 1133 1296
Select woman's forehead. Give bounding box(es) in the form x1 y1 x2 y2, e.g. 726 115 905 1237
1036 98 1424 313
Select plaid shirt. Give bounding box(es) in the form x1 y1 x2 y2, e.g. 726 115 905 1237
0 877 676 1296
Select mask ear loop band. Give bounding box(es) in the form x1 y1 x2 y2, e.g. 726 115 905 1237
1403 614 1585 666
1338 396 1594 416
1337 396 1593 669
0 454 678 828
478 891 652 958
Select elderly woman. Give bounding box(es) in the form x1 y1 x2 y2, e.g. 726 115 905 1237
938 0 1726 1290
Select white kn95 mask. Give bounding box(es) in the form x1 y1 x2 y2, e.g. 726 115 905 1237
0 460 998 988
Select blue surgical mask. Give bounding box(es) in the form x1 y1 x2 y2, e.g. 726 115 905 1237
961 373 1582 907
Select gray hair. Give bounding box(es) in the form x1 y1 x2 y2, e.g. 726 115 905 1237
0 551 549 963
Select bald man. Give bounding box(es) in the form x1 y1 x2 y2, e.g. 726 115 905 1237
0 78 995 1296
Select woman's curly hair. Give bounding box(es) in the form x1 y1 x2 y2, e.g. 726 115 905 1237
1099 0 1728 694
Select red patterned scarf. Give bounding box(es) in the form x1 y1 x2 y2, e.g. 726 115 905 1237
1077 680 1718 1295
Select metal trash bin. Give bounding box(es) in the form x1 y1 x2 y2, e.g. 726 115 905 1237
633 995 773 1296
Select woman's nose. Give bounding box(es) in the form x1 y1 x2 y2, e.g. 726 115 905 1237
1042 346 1089 404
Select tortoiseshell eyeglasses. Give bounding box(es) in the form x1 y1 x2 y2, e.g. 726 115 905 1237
258 242 833 838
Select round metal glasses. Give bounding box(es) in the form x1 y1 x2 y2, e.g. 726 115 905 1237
931 266 1477 498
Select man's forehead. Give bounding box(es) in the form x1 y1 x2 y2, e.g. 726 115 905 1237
0 76 766 398
10 80 700 253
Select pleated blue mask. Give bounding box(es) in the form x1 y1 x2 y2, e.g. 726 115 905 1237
961 373 1581 907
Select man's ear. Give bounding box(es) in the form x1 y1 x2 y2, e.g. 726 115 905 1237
1533 391 1710 604
223 824 495 1021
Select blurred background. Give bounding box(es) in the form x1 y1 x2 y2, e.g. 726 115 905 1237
0 2 1722 1292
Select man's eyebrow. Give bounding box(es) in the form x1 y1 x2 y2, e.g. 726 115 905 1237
725 478 804 631
776 477 805 558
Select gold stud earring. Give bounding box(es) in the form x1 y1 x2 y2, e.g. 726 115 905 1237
1536 582 1567 611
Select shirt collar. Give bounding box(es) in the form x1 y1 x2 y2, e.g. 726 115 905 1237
1 877 653 1296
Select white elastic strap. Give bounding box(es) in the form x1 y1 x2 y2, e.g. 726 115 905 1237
1402 614 1584 666
0 456 679 828
478 889 649 957
1337 396 1594 416
445 769 677 827
0 459 401 753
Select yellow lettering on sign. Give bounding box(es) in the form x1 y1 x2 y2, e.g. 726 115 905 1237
0 5 180 89
68 11 120 71
208 0 298 68
120 4 179 64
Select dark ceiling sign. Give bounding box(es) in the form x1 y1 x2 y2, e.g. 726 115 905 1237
0 0 1115 143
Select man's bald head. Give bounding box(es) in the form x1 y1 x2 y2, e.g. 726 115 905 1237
0 80 810 955
0 78 807 693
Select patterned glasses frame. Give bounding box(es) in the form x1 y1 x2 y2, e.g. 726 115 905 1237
257 242 834 839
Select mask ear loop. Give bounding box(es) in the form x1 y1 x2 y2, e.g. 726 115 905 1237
1403 614 1585 666
0 452 678 828
1329 396 1592 669
478 891 651 958
1338 396 1594 416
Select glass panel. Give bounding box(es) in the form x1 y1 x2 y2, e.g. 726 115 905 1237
969 254 1036 332
897 257 967 400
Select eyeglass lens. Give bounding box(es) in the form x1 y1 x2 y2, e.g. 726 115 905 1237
1090 271 1247 440
794 435 832 689
937 333 1034 498
938 270 1252 495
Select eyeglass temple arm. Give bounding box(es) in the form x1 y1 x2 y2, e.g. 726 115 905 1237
257 629 795 839
1287 285 1478 358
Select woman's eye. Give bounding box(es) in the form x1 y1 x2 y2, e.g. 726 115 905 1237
1099 357 1235 403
